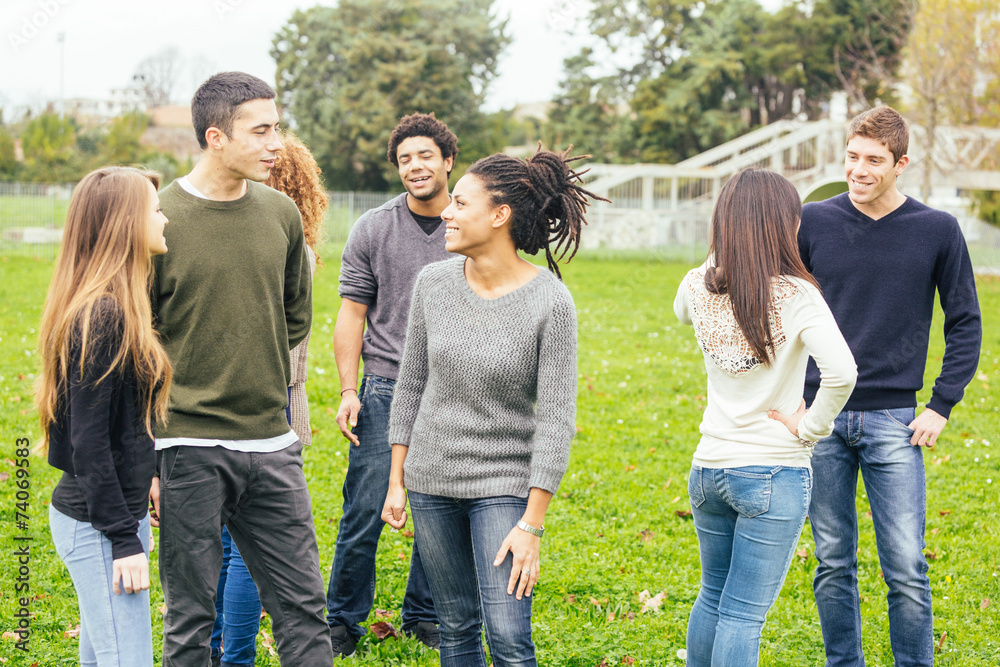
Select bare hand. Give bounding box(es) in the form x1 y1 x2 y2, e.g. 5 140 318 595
494 525 541 600
381 483 408 530
148 477 160 528
768 399 808 438
909 408 947 447
336 392 362 446
113 553 150 595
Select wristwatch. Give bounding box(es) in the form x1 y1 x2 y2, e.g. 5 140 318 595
516 520 544 538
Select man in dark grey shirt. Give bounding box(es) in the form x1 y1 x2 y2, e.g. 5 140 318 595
325 113 456 657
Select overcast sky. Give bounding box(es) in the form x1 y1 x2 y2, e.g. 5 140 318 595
2 0 783 115
1 0 591 114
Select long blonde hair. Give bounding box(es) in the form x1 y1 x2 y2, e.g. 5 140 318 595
36 167 172 449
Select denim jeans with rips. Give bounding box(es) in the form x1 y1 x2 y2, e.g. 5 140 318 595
809 407 933 666
408 491 535 667
325 375 437 639
686 465 812 667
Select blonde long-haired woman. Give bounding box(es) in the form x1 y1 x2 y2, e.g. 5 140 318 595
37 166 172 666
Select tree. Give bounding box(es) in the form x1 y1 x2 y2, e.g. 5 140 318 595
103 112 149 164
546 48 639 163
829 0 915 111
901 0 1000 199
132 46 183 108
271 0 510 190
0 126 18 179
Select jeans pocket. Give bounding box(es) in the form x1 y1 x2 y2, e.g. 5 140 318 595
881 408 916 432
49 507 78 558
688 467 706 508
368 377 395 397
723 469 772 518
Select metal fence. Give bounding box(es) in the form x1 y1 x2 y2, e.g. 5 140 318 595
0 184 397 261
2 182 999 273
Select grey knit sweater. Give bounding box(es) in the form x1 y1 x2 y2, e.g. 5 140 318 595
387 257 577 499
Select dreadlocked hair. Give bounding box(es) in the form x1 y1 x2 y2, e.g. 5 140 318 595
467 145 609 279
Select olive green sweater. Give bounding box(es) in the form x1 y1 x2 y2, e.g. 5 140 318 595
152 180 312 440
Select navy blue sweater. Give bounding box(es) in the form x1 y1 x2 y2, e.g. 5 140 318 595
798 193 981 418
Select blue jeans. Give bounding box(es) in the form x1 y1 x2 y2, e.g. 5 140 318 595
50 505 154 667
326 375 437 639
810 407 933 666
686 465 812 667
211 527 262 667
408 491 535 667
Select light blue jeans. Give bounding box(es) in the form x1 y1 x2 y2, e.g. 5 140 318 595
810 407 933 666
686 465 812 667
50 505 153 667
408 491 535 667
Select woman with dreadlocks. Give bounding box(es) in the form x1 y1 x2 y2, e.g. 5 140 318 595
381 147 606 666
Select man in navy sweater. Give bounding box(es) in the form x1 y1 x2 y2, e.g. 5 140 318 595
798 106 981 666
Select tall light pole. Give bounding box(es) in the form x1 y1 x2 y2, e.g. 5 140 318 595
57 32 65 117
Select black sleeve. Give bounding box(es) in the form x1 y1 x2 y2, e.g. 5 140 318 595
927 222 982 418
68 306 144 559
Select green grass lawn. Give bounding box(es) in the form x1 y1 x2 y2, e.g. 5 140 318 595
1 251 998 666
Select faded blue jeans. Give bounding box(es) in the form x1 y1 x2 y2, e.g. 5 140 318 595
408 491 535 667
810 407 933 666
50 505 154 667
686 465 812 667
326 375 437 639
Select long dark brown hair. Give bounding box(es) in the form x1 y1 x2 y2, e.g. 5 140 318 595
705 168 819 365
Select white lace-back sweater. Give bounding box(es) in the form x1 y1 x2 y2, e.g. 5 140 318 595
674 264 857 469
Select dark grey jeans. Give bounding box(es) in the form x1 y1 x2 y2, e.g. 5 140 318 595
158 442 333 667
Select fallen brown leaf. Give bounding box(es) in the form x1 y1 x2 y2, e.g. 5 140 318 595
622 657 636 665
1 632 17 640
0 473 8 482
638 530 654 542
607 611 616 622
648 447 657 454
564 594 577 605
401 530 414 538
670 496 681 504
796 547 809 560
375 609 393 618
675 510 692 519
158 604 167 615
925 550 938 561
939 510 952 516
931 528 939 535
64 624 81 638
625 464 636 472
935 631 948 654
638 590 666 613
261 629 277 656
982 598 991 610
371 621 399 640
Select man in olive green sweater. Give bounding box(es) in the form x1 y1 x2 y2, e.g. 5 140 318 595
150 72 332 667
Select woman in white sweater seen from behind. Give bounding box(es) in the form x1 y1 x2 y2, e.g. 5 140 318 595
674 168 857 666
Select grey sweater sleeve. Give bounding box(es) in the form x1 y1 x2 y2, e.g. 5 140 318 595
338 212 376 305
528 286 578 494
387 271 429 447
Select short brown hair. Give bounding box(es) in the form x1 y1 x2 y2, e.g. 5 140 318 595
848 106 909 163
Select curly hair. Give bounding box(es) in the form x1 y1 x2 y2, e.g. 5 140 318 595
467 146 610 279
265 130 328 265
386 112 458 169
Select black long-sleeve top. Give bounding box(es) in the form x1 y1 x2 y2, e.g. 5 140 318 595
48 300 156 559
799 193 982 418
